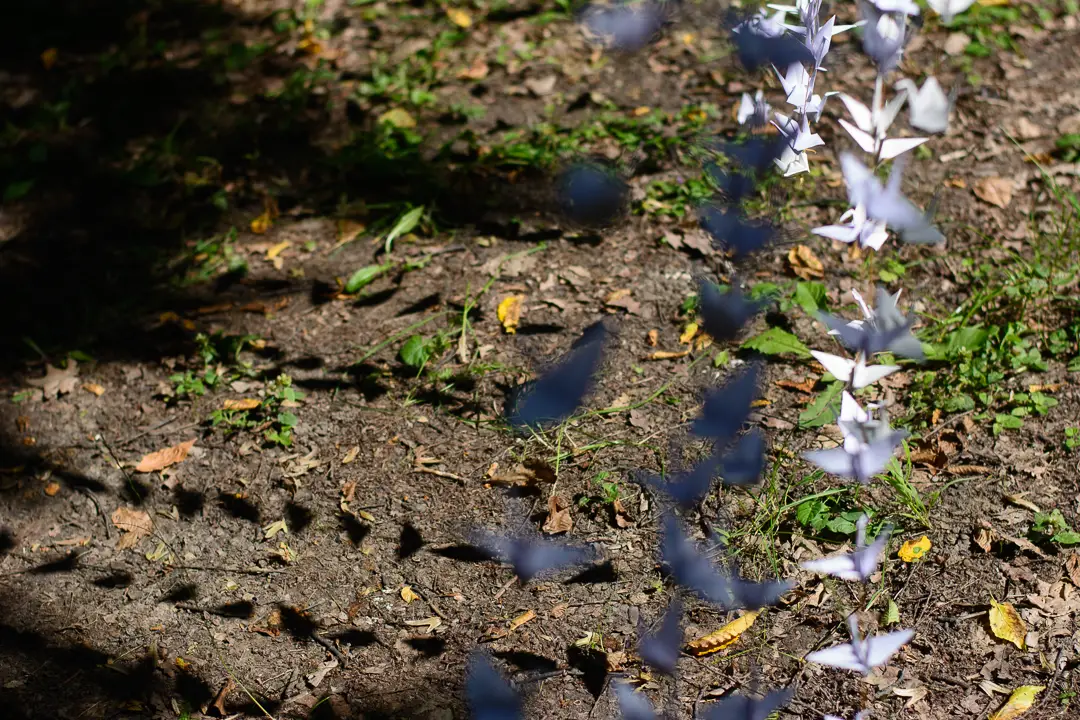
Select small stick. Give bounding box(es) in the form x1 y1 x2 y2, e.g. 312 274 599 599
77 487 111 539
310 632 348 668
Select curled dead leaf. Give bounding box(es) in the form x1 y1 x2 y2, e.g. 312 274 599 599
222 398 260 411
401 586 420 604
687 610 759 656
787 244 824 280
27 360 79 399
497 295 524 334
543 495 573 535
134 439 196 473
646 349 691 361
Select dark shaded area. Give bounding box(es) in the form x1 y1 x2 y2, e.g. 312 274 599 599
0 528 15 555
494 650 559 674
93 570 134 589
327 629 379 649
161 582 199 604
0 611 206 720
430 543 494 563
566 645 608 698
278 604 318 639
404 636 447 657
174 486 205 518
397 523 425 560
566 560 619 585
29 551 80 575
0 0 544 380
208 600 256 619
340 513 371 545
285 500 315 534
217 491 261 523
175 668 216 713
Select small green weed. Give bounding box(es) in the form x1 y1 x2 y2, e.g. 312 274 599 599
210 374 303 447
1029 508 1080 546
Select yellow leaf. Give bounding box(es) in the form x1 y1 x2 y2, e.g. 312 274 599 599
263 519 288 540
266 241 291 260
251 212 273 234
401 585 420 604
378 108 417 129
446 8 472 27
687 610 760 656
297 36 323 56
342 446 360 464
82 382 106 396
978 0 1011 6
989 600 1027 650
175 657 190 670
898 535 931 562
223 398 260 411
41 48 58 70
509 609 536 632
787 244 824 279
633 106 651 116
989 686 1044 720
679 322 699 345
497 295 524 334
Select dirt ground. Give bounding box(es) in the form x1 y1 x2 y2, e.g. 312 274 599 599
1 1 1079 719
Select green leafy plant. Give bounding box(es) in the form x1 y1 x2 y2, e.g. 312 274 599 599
1030 509 1080 546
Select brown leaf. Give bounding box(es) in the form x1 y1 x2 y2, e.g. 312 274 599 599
646 329 659 347
973 177 1014 209
646 349 691 361
134 439 196 473
111 507 153 550
974 526 997 553
82 383 106 396
543 496 573 535
1065 552 1080 587
508 609 536 632
44 482 61 496
524 74 557 97
787 245 824 280
210 679 236 717
27 360 79 399
604 288 641 315
458 56 489 80
776 377 816 394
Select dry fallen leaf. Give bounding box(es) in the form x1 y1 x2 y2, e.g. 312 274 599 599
27 360 79 399
379 108 416 129
894 685 929 708
1065 552 1080 587
458 56 489 80
111 507 153 550
604 288 641 315
82 382 105 396
974 525 997 553
973 177 1014 209
134 439 196 473
497 294 524 334
446 8 472 27
647 349 692 361
401 585 420 604
44 481 61 496
543 495 574 535
679 323 699 345
646 329 659 347
788 244 825 279
263 519 288 540
222 398 260 411
687 610 759 656
342 446 360 464
989 599 1027 650
988 685 1044 720
508 609 536 632
898 536 931 562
